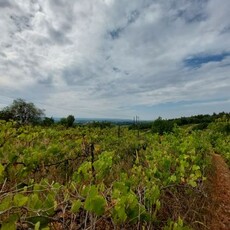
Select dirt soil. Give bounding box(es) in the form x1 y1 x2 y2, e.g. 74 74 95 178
208 154 230 230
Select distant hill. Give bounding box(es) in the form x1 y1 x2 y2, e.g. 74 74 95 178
53 117 133 125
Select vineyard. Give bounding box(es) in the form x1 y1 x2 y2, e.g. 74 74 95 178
0 118 229 229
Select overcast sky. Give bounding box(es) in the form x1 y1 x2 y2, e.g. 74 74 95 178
0 0 230 120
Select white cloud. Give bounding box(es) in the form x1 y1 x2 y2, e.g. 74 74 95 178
0 0 229 119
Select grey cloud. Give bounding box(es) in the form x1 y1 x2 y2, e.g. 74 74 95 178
108 27 124 40
10 15 32 32
63 68 84 85
46 0 75 29
112 67 121 73
0 0 230 118
176 10 207 23
127 10 140 24
37 75 53 85
0 0 11 8
107 8 141 40
62 65 98 86
170 0 209 23
48 27 72 45
0 52 6 58
221 25 230 34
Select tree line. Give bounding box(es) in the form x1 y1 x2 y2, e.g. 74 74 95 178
1 98 229 133
130 113 230 134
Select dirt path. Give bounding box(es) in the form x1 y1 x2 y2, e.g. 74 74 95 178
208 154 230 230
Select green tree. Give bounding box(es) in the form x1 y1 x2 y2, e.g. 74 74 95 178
0 109 13 121
66 115 75 127
152 117 174 135
1 99 44 124
42 117 55 126
59 115 75 127
59 118 67 126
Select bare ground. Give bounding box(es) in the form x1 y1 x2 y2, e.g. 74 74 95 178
207 154 230 230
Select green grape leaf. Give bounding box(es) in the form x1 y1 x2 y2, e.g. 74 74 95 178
34 222 40 230
0 195 12 212
113 204 127 223
163 159 171 171
1 221 16 230
188 180 197 187
33 183 41 193
192 165 200 171
84 194 106 216
13 193 28 207
145 186 160 205
43 193 55 215
28 194 43 210
195 170 202 178
169 175 177 182
71 200 82 213
178 217 183 226
41 227 50 230
0 163 4 177
155 199 161 211
26 216 50 228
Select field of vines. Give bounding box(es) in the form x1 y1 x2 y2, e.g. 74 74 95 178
0 118 229 229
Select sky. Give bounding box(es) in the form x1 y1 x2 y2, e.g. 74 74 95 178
0 0 230 120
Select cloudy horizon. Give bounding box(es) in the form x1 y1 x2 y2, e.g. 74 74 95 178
0 0 230 120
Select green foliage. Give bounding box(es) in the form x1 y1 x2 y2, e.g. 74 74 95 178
0 195 12 212
59 117 67 126
163 217 191 230
42 117 55 126
83 185 106 216
87 121 113 129
71 200 82 213
0 98 44 124
13 193 28 207
208 118 230 166
59 115 75 127
94 151 114 180
192 122 209 131
112 184 140 223
152 117 175 135
0 163 4 182
1 221 16 230
73 161 92 183
66 115 75 127
0 109 14 121
170 112 230 126
28 194 43 210
208 116 230 134
0 120 227 228
26 216 50 228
